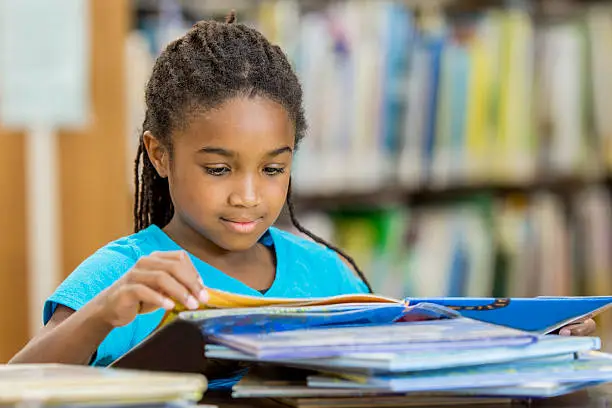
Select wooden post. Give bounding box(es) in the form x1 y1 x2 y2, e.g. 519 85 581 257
59 0 132 278
0 0 131 361
0 128 28 362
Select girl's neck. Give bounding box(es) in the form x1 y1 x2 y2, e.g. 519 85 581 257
162 216 263 266
162 216 276 290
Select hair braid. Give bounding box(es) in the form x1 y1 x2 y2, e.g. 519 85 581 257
133 140 143 232
286 183 373 293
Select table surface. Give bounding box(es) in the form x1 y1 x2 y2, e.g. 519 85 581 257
197 383 612 408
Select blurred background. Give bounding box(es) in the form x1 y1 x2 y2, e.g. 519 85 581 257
1 0 612 361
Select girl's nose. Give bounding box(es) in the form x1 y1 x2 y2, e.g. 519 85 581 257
227 175 261 208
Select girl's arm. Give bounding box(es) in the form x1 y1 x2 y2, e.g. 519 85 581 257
9 303 113 365
9 250 208 365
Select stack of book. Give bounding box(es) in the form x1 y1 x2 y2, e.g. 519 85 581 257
113 288 612 406
0 364 207 407
204 320 612 402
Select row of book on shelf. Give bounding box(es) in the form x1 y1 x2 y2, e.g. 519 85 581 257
127 0 612 194
257 0 612 194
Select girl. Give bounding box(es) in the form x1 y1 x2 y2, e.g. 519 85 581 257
10 12 371 390
10 11 594 390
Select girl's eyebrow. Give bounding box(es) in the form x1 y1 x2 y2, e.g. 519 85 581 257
198 147 234 157
198 146 293 157
266 146 293 157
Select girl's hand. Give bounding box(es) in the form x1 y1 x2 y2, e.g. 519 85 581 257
559 318 597 336
93 251 209 328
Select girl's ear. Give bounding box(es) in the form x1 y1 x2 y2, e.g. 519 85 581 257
143 131 169 178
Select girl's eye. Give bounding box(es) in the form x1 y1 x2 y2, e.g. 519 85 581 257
205 167 230 176
263 167 285 176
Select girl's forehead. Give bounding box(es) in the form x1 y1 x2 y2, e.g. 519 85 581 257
178 96 295 150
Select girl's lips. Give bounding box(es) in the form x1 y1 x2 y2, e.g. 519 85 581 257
220 218 262 234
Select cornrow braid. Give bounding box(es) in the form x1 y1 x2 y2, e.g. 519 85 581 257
133 12 372 292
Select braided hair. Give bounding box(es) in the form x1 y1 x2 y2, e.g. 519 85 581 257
133 11 373 293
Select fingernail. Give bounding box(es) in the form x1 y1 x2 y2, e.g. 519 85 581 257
185 295 199 310
198 289 209 304
560 329 571 336
162 298 175 310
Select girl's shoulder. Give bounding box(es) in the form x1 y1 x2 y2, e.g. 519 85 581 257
54 226 167 294
87 224 172 265
43 226 167 321
267 227 369 296
268 227 339 262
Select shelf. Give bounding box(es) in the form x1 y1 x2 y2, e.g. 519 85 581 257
291 175 611 210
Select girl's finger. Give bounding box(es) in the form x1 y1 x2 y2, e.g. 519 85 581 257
139 253 208 304
126 283 175 313
559 319 597 336
575 318 597 335
131 269 200 310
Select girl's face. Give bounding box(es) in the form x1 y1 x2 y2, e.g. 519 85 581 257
146 96 295 252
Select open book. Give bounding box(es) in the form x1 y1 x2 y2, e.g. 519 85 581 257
157 290 402 327
111 288 612 373
160 288 612 334
111 292 455 373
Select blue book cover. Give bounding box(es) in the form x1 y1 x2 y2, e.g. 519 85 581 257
405 296 612 333
185 304 408 335
180 302 459 336
447 226 469 297
422 35 445 178
380 3 414 153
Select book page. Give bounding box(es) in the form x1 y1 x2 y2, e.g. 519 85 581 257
158 287 402 327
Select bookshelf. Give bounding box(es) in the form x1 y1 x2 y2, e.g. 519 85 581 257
128 0 612 348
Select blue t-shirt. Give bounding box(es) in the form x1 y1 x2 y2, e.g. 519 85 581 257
43 225 368 389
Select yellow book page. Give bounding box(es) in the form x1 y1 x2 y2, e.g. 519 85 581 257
158 287 402 327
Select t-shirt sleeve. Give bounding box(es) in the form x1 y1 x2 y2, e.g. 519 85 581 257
43 243 139 366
